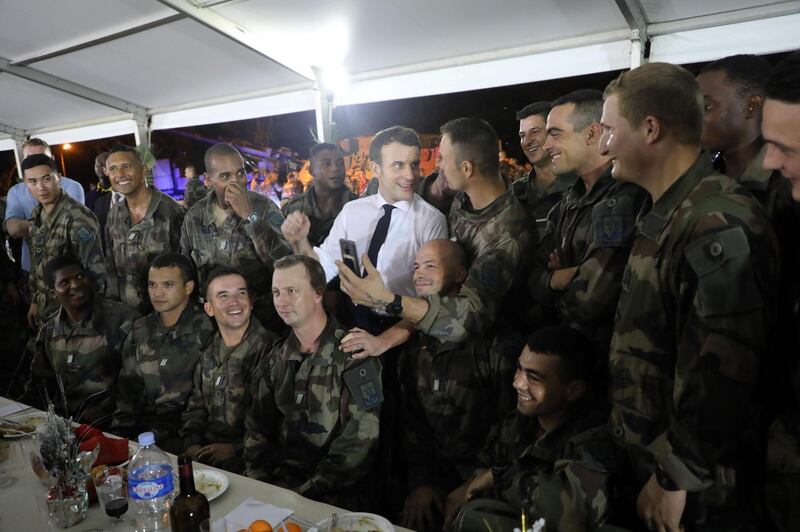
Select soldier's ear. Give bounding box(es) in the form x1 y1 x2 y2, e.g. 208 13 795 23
642 116 661 144
454 265 467 285
203 300 213 317
745 94 763 118
461 160 474 179
184 280 195 297
585 123 602 146
565 380 587 402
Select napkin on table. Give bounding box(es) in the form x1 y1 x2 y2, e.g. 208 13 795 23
74 424 128 465
211 497 293 532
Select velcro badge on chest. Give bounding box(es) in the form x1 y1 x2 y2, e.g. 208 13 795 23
75 226 95 243
592 196 634 248
343 358 383 411
596 215 625 246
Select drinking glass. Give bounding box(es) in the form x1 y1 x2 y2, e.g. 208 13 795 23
93 466 128 525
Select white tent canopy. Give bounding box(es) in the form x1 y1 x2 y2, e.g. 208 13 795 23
1 0 799 154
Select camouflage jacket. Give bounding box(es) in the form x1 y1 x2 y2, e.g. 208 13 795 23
112 303 215 444
529 167 646 347
399 329 522 491
180 190 291 323
243 316 380 500
281 185 357 247
609 153 779 495
417 188 534 343
181 318 276 458
23 297 139 423
484 406 619 531
105 189 185 313
183 177 207 209
511 169 577 241
29 192 106 318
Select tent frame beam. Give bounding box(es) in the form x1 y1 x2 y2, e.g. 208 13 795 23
649 1 800 35
12 14 187 66
613 0 650 67
155 0 314 80
0 57 147 116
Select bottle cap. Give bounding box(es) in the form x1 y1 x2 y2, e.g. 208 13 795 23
137 432 155 446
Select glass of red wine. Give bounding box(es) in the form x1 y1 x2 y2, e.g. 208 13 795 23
93 466 128 525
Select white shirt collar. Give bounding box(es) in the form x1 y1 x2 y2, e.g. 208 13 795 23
375 190 413 213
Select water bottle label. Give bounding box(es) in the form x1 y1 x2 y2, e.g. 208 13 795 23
128 466 174 500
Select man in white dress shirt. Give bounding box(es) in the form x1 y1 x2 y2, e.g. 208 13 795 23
282 126 448 336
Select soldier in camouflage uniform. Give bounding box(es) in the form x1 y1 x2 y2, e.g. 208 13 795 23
22 154 105 326
697 54 793 220
602 63 779 530
281 143 357 247
444 326 620 532
513 101 577 240
182 164 207 209
181 143 291 332
528 90 645 350
398 240 522 532
244 256 380 509
181 266 277 474
697 55 800 431
111 253 214 453
105 145 185 314
761 51 800 532
338 118 534 344
22 255 138 427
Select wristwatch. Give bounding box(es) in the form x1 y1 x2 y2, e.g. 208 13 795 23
385 294 403 316
243 211 259 225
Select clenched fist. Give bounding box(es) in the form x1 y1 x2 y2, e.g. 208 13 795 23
281 211 311 245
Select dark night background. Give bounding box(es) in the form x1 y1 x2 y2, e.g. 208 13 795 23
0 52 787 192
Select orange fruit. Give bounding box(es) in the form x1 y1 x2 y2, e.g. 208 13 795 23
249 520 273 532
283 523 302 532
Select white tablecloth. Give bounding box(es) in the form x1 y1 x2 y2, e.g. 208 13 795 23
0 397 410 532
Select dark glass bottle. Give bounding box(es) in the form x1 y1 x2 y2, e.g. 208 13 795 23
170 455 210 532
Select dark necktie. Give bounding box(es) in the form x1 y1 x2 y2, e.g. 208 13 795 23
367 204 395 267
354 204 395 332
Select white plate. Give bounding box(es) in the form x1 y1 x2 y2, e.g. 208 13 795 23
0 413 46 439
311 512 394 532
193 469 229 502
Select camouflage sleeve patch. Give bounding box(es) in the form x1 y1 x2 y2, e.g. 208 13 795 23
685 225 762 316
75 226 95 243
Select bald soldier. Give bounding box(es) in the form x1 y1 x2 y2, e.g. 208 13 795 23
397 239 520 532
180 143 291 331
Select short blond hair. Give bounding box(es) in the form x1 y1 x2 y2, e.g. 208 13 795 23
604 62 703 145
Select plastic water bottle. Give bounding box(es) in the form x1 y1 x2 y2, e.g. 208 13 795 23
128 432 174 531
